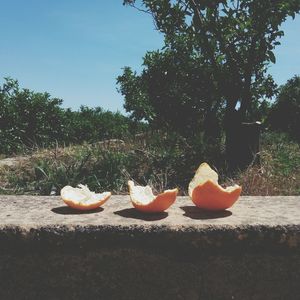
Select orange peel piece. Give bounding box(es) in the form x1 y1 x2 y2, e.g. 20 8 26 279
188 163 242 211
61 184 111 211
128 180 178 213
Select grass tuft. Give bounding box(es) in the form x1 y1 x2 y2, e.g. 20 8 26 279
0 132 299 196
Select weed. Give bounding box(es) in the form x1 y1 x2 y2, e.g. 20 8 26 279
0 132 299 196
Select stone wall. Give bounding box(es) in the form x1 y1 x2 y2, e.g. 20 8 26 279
0 195 299 299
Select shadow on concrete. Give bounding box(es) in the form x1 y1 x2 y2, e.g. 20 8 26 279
114 208 168 221
180 206 232 220
51 206 104 215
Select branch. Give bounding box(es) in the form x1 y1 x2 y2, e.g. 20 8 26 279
127 3 152 15
232 0 240 10
179 0 191 15
127 3 159 30
188 0 218 68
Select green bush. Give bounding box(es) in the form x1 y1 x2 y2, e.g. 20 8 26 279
268 76 300 142
0 78 65 154
0 78 144 155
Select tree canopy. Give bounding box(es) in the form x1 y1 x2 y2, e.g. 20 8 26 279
120 0 300 130
269 75 300 141
0 78 142 155
117 46 222 138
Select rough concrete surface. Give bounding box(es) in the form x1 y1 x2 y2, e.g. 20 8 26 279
0 196 299 300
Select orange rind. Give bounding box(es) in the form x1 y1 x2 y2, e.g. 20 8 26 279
60 184 111 211
128 180 178 213
188 163 242 211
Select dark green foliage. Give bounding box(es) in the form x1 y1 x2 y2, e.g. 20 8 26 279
121 0 300 170
0 78 144 155
63 106 137 144
268 76 300 141
117 47 222 139
0 78 65 154
122 0 300 124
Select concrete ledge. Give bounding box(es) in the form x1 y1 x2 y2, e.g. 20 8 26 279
0 196 300 299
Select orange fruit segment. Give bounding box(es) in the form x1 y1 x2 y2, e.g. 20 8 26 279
128 180 178 213
61 184 111 211
188 163 242 211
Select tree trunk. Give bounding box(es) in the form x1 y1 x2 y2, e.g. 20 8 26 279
225 110 261 173
203 110 221 142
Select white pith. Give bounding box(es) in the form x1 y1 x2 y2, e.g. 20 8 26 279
61 184 110 205
188 163 240 197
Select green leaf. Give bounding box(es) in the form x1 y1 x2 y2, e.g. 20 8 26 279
268 51 276 64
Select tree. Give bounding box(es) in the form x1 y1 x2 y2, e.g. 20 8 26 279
121 0 300 170
117 45 222 139
0 78 65 154
64 106 136 143
0 78 143 155
268 75 300 141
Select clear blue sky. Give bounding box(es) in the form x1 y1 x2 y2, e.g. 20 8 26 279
0 1 299 113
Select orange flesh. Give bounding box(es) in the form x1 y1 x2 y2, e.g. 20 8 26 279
131 189 178 213
192 180 242 211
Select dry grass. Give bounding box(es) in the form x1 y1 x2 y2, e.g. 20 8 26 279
0 132 299 196
227 132 300 195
